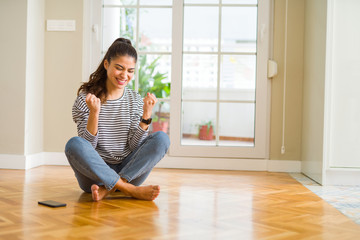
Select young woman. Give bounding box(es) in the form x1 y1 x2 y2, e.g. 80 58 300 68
65 38 170 201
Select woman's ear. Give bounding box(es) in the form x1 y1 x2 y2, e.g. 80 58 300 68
104 59 109 70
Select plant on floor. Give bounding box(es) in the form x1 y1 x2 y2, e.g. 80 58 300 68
197 120 214 140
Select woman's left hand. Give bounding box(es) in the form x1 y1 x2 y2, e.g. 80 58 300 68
143 93 157 119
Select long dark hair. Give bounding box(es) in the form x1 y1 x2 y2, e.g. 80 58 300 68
77 38 137 103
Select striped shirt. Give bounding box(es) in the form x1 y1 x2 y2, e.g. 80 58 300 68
72 88 148 164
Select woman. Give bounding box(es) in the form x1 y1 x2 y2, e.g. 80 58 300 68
65 38 170 202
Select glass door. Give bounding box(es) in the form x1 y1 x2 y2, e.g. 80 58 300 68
169 0 270 158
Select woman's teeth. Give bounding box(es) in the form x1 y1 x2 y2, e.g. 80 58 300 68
117 79 126 85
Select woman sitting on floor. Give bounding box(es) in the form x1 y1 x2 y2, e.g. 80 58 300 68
65 38 170 202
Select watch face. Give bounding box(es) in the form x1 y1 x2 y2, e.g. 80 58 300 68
141 117 152 124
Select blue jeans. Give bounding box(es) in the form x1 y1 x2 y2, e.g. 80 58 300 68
64 131 170 192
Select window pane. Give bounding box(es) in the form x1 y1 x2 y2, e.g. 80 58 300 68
104 0 136 5
182 102 216 146
185 0 219 3
222 0 257 4
140 0 172 5
151 101 170 135
221 7 257 53
183 7 218 52
182 54 217 100
220 55 256 101
219 103 255 147
139 8 172 52
103 7 137 51
138 54 171 98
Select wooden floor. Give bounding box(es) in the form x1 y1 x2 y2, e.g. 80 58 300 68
0 166 360 240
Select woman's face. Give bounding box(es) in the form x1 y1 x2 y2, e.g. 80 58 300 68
104 55 136 93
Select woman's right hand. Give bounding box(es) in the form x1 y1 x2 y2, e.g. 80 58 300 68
86 93 101 114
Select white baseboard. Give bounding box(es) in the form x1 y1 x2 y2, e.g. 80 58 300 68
325 168 360 186
157 156 301 172
0 152 67 170
42 152 69 165
0 152 301 173
0 152 46 170
0 154 26 169
267 160 302 172
157 156 268 171
25 152 44 169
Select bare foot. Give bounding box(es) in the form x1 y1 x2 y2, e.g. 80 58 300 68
91 184 111 202
115 180 160 201
129 185 160 201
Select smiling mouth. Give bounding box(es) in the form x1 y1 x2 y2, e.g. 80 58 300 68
116 78 127 85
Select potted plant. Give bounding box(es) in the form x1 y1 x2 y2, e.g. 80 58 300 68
198 121 214 140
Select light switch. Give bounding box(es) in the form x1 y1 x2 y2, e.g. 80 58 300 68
47 20 76 31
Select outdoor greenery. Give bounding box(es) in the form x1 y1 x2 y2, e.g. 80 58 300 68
137 55 170 98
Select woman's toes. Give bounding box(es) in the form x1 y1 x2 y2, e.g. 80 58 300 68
91 184 100 201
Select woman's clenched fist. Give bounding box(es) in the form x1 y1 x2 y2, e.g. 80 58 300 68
86 93 101 114
143 92 157 119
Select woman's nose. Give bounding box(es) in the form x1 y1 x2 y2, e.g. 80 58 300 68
119 71 125 77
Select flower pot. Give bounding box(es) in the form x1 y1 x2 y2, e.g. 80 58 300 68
199 125 213 140
152 121 169 133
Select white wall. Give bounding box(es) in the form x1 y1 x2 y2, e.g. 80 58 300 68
302 0 360 185
0 0 27 155
302 0 327 184
270 0 304 161
25 0 45 155
317 0 360 185
327 0 360 168
44 0 83 152
0 0 45 169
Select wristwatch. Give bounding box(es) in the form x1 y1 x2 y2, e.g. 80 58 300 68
140 117 152 125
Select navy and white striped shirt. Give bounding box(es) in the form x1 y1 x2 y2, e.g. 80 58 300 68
72 88 148 164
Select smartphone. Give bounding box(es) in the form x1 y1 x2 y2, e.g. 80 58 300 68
38 200 66 208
